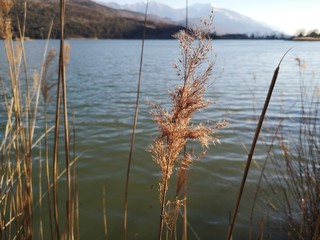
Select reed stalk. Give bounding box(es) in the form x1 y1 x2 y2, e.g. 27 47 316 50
123 1 148 240
226 49 291 240
248 121 283 240
43 50 56 240
0 1 46 238
103 185 108 240
262 57 320 239
1 2 33 238
1 0 77 239
52 0 68 237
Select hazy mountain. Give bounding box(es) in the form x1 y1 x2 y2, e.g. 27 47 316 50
8 0 282 39
187 4 279 35
103 1 281 36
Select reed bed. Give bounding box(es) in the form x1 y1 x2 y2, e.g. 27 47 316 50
1 0 320 240
227 49 291 240
259 58 320 239
0 0 78 239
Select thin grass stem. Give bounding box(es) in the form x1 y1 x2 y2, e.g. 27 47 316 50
227 49 291 240
123 2 148 240
103 185 108 240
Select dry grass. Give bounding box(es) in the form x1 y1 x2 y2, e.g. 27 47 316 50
227 49 291 240
262 58 320 239
0 0 78 239
149 12 227 240
3 1 319 240
123 2 149 239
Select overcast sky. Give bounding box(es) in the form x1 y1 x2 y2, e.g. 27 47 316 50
103 0 320 34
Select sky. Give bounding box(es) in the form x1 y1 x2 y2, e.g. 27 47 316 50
105 0 320 35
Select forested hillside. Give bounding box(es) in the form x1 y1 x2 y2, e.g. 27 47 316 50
6 0 183 39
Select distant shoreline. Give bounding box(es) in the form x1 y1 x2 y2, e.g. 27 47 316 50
291 37 320 41
8 36 290 41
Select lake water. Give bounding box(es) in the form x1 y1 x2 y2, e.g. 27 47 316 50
1 39 320 239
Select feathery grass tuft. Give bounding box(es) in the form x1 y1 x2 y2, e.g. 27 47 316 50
149 12 227 240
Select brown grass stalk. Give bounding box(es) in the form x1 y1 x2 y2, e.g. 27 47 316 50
53 40 62 240
262 57 320 239
123 1 149 240
42 46 56 240
1 3 35 238
226 49 291 240
248 121 283 240
0 2 48 238
38 143 43 240
52 0 67 237
1 0 77 239
176 146 188 240
103 185 108 240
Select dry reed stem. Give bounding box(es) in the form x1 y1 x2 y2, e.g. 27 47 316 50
1 0 77 239
1 4 33 239
42 47 57 240
1 2 35 238
75 189 80 240
176 147 189 240
227 49 291 240
38 143 44 240
263 58 320 239
103 185 108 240
123 2 149 240
52 0 68 237
248 121 284 240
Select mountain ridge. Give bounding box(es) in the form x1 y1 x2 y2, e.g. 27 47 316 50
102 1 282 36
5 0 184 39
3 0 286 39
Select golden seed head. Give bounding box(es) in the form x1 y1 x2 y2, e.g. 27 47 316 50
149 13 227 212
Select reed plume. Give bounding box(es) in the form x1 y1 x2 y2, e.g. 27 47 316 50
149 12 227 239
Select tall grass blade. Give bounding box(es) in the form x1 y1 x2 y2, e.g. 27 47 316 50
227 49 291 240
52 0 67 237
41 19 55 239
123 1 148 240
